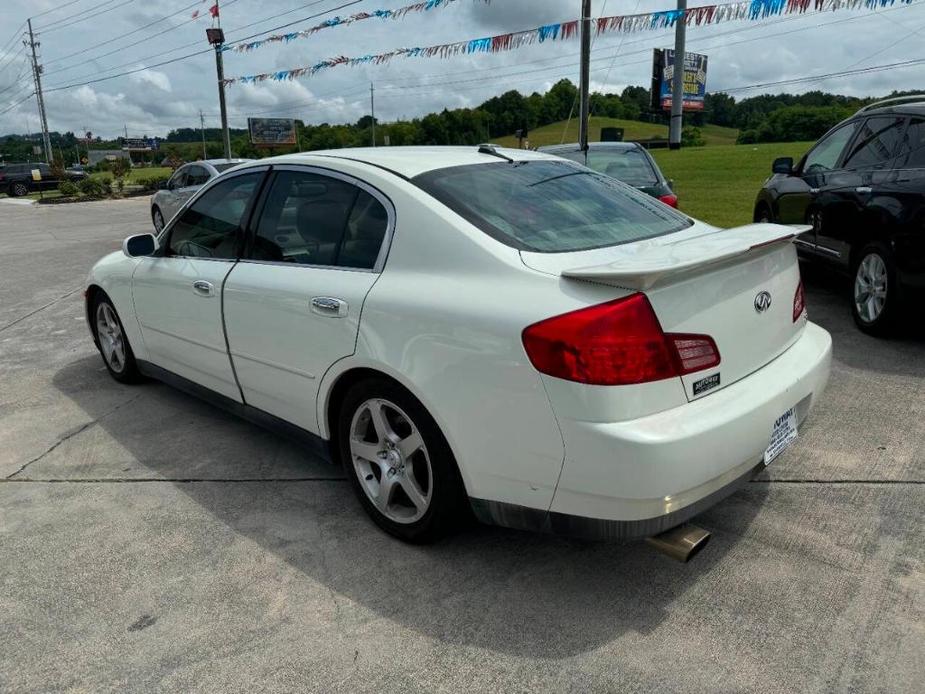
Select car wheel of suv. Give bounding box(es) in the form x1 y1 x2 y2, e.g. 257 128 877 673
152 206 165 232
852 242 900 336
9 181 29 197
754 203 772 223
93 293 142 383
337 378 467 543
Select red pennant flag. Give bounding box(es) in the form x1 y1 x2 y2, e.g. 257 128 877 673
209 3 219 18
191 10 200 19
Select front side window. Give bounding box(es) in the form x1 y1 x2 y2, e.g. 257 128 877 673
842 116 905 169
414 160 689 253
167 167 187 189
895 118 925 169
185 165 211 187
586 148 658 186
167 173 260 259
249 171 388 269
803 121 858 174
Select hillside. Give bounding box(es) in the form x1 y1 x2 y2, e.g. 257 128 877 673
490 117 739 148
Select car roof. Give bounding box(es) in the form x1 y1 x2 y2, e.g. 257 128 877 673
242 146 561 179
861 102 925 117
195 158 253 167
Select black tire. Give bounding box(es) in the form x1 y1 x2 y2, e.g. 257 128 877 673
754 203 772 223
337 377 467 543
91 292 142 384
152 205 165 232
9 181 29 197
851 242 901 336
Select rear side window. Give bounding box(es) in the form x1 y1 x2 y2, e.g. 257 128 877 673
186 165 211 186
842 116 905 169
586 148 658 186
414 160 689 253
167 173 260 259
249 170 388 269
897 118 925 169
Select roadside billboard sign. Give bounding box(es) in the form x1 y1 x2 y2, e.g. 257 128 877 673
248 118 298 146
122 138 158 151
651 49 708 112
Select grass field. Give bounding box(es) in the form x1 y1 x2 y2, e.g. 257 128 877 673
491 116 740 148
89 166 173 183
651 141 813 228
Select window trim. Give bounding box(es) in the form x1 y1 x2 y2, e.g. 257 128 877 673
237 163 396 274
156 166 271 262
893 116 925 171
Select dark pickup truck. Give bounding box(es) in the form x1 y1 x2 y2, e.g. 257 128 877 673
0 162 87 197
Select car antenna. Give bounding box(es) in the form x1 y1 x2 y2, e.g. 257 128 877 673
477 143 516 164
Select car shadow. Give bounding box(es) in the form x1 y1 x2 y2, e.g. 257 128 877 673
51 356 767 658
801 261 925 377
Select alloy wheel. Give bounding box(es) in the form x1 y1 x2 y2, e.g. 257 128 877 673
854 252 888 324
153 208 164 232
349 398 433 524
96 303 126 373
12 183 28 197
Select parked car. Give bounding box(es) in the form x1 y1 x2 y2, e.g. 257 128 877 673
539 141 678 207
754 95 925 335
86 146 831 546
0 162 86 197
150 158 252 231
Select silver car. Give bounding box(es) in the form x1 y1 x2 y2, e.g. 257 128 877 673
151 159 252 232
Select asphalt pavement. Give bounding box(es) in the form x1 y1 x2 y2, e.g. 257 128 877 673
0 197 922 693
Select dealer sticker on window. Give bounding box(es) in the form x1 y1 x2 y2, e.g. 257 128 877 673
764 407 798 465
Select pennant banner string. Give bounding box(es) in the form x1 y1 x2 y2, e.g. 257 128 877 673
223 0 916 86
225 0 492 53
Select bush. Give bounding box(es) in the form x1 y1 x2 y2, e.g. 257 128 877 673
58 180 79 197
136 174 169 192
681 126 706 147
78 177 109 199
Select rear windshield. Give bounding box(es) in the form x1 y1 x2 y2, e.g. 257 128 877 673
552 148 659 186
212 163 240 173
413 160 689 253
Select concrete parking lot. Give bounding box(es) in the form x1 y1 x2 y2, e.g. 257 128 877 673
0 197 922 693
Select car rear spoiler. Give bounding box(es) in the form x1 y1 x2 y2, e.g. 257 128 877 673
561 223 809 290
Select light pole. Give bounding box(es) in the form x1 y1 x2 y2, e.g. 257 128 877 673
207 27 232 160
578 0 591 153
669 0 687 150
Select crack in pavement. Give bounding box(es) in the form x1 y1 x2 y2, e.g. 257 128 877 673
0 287 82 334
5 394 143 479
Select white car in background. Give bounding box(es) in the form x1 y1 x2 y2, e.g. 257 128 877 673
86 146 832 546
150 158 252 232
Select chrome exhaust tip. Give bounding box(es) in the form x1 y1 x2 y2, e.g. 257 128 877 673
645 524 711 563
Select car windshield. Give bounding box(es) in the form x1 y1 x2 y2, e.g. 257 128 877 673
212 163 240 173
414 160 689 253
553 148 659 186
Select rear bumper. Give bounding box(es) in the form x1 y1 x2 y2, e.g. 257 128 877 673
474 321 832 540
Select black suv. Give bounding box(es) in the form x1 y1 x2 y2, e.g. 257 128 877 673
754 96 925 335
0 162 86 197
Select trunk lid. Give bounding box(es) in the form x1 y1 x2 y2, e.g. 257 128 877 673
521 222 808 401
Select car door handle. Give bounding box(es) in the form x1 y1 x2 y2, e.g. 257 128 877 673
809 188 820 194
311 296 347 317
192 280 215 297
855 186 873 194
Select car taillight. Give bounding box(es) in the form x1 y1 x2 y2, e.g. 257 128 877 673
658 193 678 208
522 293 719 386
793 278 806 322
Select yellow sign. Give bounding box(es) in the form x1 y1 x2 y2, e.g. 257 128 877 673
31 169 41 182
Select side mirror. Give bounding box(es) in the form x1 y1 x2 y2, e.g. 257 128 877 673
772 157 794 175
159 180 170 190
122 233 158 258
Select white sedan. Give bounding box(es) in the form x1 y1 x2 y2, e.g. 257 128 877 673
86 146 832 545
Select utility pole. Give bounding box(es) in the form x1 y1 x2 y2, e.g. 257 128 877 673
207 2 232 160
370 82 376 147
578 0 591 153
669 0 687 150
199 110 207 159
25 19 52 164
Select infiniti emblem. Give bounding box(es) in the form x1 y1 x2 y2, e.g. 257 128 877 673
754 291 772 313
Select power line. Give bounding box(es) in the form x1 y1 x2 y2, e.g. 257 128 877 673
38 1 126 32
30 0 89 21
0 90 34 117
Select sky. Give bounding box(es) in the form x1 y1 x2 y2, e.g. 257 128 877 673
1 0 925 139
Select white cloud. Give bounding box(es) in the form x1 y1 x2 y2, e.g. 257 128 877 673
129 68 172 93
